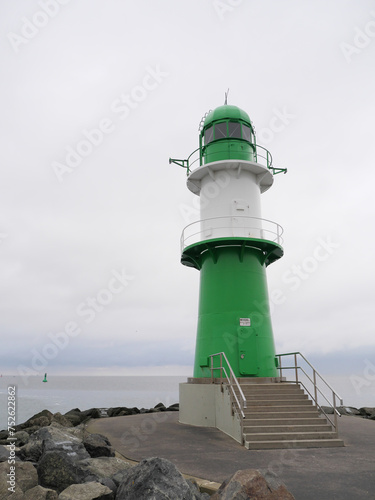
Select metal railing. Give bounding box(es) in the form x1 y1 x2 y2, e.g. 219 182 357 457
276 352 344 431
170 143 287 176
209 352 247 428
181 216 283 252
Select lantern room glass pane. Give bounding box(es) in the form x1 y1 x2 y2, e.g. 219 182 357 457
215 122 227 139
228 122 241 138
242 124 251 142
204 126 214 144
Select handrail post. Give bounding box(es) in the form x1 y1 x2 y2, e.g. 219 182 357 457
333 391 337 431
294 352 298 384
279 355 282 380
313 369 318 405
220 353 223 389
210 355 213 383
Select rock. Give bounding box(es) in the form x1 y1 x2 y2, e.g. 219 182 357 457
37 450 86 493
19 410 53 431
337 406 361 416
18 426 89 463
320 406 334 414
116 456 207 500
0 461 38 498
82 408 102 420
0 430 9 445
50 413 73 428
359 407 375 418
59 481 114 500
24 485 58 499
211 469 295 500
154 402 167 411
167 403 179 411
12 431 30 447
39 426 90 461
83 434 115 458
63 409 85 426
77 456 131 482
0 444 17 463
106 407 135 418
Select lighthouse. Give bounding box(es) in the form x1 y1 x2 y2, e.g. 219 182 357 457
171 103 286 381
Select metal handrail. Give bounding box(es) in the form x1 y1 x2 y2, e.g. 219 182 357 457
181 216 284 252
209 352 247 422
169 142 288 175
276 352 344 431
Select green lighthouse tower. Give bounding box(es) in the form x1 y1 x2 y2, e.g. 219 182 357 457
171 103 286 380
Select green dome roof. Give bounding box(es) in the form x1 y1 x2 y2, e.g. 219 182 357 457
203 105 251 129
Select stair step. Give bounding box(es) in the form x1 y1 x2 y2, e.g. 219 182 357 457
245 439 345 450
246 399 312 406
243 424 332 433
238 385 303 391
243 394 308 400
244 411 320 419
243 431 337 441
244 417 327 426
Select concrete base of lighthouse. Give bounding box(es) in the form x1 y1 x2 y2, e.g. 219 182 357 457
179 377 283 444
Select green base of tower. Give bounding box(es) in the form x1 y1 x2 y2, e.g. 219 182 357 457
182 238 283 379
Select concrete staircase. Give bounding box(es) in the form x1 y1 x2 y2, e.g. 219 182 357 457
236 381 345 450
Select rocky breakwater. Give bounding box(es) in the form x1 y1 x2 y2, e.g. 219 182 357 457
0 404 295 499
320 406 375 419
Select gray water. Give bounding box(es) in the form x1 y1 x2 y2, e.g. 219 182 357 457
0 375 186 430
1 373 373 431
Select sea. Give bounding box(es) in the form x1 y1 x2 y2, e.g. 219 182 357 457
0 374 373 431
0 375 187 431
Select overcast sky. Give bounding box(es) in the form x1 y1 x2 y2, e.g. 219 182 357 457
1 0 374 383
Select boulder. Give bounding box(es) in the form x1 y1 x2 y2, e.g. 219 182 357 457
37 450 86 492
18 410 53 431
320 406 334 414
211 469 295 500
116 456 207 500
63 409 85 426
154 402 167 411
81 408 102 421
359 407 375 418
167 403 179 411
83 434 115 458
106 407 135 418
50 413 73 428
39 426 90 461
337 406 361 416
77 456 131 483
24 485 58 499
59 481 114 500
0 461 38 498
12 431 30 447
0 430 9 445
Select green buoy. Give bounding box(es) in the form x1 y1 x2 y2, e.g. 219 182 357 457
43 373 47 383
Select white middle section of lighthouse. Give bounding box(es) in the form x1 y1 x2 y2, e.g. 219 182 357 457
186 160 274 243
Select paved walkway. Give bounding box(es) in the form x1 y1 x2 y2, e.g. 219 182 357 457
87 413 375 499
